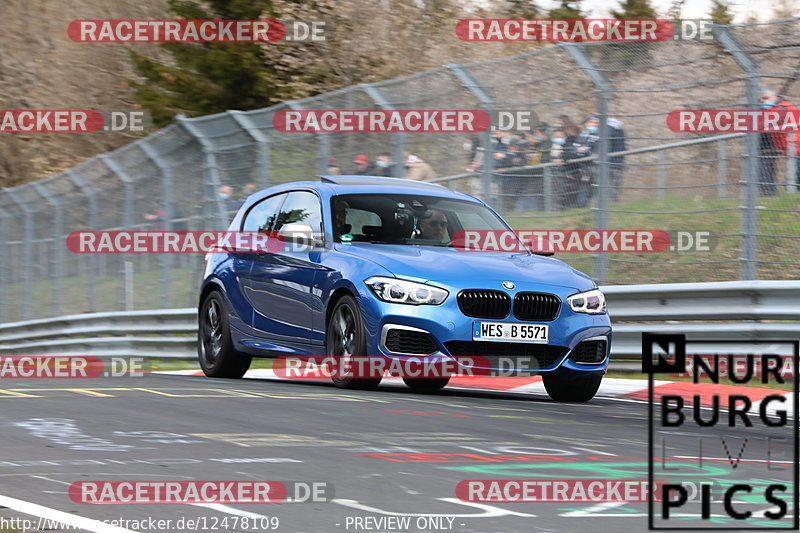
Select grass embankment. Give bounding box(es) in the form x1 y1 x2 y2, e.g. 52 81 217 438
505 192 800 283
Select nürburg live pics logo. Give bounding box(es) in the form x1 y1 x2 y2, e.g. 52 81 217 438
644 333 799 529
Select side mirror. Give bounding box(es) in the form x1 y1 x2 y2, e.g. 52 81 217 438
278 222 323 247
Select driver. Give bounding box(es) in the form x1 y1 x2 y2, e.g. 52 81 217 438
416 208 448 242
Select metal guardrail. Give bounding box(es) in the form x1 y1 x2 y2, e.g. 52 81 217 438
0 309 197 358
604 280 800 361
0 281 797 363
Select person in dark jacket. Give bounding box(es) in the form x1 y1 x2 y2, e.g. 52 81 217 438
353 154 377 175
374 152 396 177
495 139 529 212
516 125 552 211
569 116 600 208
607 118 627 202
551 128 579 209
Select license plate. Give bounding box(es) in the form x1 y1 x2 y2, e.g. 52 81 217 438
472 322 549 343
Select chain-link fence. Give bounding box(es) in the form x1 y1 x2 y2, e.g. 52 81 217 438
1 19 799 323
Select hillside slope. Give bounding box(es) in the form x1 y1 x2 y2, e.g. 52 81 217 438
0 0 167 187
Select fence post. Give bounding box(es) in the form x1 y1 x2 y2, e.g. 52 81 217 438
712 25 759 281
66 170 98 312
543 166 554 212
229 110 271 187
561 43 612 283
657 150 666 201
99 154 135 311
787 142 797 194
6 190 34 319
718 139 728 198
0 209 7 323
33 183 64 317
446 64 496 203
362 84 406 177
176 115 227 228
139 140 176 308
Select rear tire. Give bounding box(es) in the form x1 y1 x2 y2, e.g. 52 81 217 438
543 372 602 402
327 295 382 390
198 290 252 378
403 377 450 393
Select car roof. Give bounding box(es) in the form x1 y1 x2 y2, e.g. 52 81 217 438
247 176 480 204
320 175 448 190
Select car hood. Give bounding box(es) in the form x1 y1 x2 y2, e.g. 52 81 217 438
335 243 595 291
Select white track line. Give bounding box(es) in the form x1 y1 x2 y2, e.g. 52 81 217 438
0 494 139 533
190 502 276 519
157 370 796 417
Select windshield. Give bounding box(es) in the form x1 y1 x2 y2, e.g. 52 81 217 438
331 193 513 246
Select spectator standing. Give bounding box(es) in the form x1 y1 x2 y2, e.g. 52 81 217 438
240 183 257 202
514 125 551 211
404 154 437 181
758 132 779 196
490 128 512 153
607 118 627 202
463 136 480 165
218 185 239 214
553 115 577 131
759 88 800 196
327 157 341 175
496 139 528 212
570 117 600 208
550 128 579 209
142 200 165 229
353 154 377 175
375 152 396 177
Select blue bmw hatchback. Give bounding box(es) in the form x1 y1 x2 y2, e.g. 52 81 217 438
198 176 611 401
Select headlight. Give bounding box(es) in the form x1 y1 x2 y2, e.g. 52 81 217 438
567 289 606 314
365 276 448 305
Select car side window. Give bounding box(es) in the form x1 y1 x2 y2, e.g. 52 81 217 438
347 208 382 234
242 194 286 232
272 191 324 237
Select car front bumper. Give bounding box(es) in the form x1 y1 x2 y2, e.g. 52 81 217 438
355 279 611 375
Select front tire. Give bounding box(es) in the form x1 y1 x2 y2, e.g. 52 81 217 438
198 290 252 378
543 372 602 402
327 295 382 390
403 377 450 393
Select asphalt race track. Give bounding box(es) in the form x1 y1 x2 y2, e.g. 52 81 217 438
0 373 795 533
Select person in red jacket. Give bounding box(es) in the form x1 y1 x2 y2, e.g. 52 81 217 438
759 89 800 196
